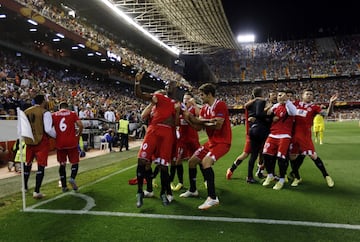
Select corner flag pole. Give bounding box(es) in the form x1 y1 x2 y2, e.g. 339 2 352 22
17 108 27 211
17 107 34 211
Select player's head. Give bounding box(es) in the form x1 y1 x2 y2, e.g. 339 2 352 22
164 80 177 98
59 102 69 109
277 90 288 103
302 89 314 103
183 92 193 106
34 94 45 105
285 89 295 101
198 83 216 104
268 90 277 104
252 87 263 98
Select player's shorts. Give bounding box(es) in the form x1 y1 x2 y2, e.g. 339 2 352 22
176 138 200 161
26 135 49 166
57 147 80 165
262 136 291 159
138 124 175 166
289 135 317 156
193 141 230 163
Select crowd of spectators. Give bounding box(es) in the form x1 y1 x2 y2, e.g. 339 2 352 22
215 77 360 107
16 0 191 89
16 0 360 89
1 0 359 126
0 48 147 125
204 35 360 82
1 45 359 126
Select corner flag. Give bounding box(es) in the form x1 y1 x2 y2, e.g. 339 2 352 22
16 107 34 211
17 107 34 142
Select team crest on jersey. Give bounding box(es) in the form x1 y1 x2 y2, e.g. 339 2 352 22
140 151 147 158
296 109 308 117
141 143 148 150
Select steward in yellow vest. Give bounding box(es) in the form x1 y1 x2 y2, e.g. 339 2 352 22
118 116 129 151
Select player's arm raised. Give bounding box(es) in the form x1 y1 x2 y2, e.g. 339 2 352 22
134 70 153 102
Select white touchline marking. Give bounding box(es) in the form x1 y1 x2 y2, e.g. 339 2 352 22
28 164 136 210
25 131 360 231
70 193 96 211
24 208 360 230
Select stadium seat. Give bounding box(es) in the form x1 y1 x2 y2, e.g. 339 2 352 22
100 142 109 151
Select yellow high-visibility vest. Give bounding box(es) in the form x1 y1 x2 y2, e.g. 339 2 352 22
118 119 129 134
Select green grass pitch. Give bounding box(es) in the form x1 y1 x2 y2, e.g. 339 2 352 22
0 121 359 241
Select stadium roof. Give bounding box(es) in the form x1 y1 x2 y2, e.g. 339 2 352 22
57 0 238 55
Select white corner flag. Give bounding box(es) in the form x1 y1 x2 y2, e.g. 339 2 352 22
17 107 34 211
17 107 34 142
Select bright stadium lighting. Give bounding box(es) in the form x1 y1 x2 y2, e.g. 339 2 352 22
68 10 75 18
27 19 38 26
0 14 6 18
29 28 37 32
237 34 255 43
56 33 65 38
99 0 180 56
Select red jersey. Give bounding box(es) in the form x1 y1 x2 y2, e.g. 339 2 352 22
52 109 80 149
200 99 232 145
179 105 199 141
151 93 176 125
293 101 321 136
269 103 295 138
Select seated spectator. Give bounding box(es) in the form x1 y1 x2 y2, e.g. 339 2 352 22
101 128 114 152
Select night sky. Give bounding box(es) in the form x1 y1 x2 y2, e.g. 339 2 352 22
221 0 359 43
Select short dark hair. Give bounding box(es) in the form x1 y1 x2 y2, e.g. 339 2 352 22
34 94 45 105
59 102 68 109
285 89 295 94
252 87 263 97
199 83 216 96
184 92 193 97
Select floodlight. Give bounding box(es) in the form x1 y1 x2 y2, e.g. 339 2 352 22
237 34 255 43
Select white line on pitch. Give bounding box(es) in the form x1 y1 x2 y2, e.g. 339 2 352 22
24 208 360 230
27 164 136 210
26 131 360 231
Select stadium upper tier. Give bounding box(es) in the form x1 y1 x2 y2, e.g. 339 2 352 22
203 35 360 82
3 0 360 87
2 0 191 89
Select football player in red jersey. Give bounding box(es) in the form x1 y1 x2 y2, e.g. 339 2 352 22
261 90 297 190
180 83 232 210
289 89 338 187
170 92 200 191
52 102 83 192
134 71 179 208
24 94 56 199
